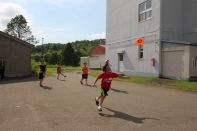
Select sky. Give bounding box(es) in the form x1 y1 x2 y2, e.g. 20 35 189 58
0 0 106 44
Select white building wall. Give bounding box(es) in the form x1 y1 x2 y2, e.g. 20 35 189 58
89 55 105 69
107 0 197 79
80 57 89 67
106 0 161 76
161 43 189 80
189 46 197 76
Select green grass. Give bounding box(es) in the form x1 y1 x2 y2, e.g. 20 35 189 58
89 70 102 77
31 62 197 92
163 80 197 92
45 66 80 76
45 65 80 76
31 61 80 76
31 60 39 75
89 70 155 84
89 70 197 92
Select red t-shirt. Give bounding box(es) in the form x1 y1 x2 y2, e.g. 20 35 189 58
82 66 88 75
97 72 119 89
57 66 61 73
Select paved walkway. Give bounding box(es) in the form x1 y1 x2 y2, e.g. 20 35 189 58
0 71 197 131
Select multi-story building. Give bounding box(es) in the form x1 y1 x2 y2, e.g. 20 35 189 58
106 0 197 80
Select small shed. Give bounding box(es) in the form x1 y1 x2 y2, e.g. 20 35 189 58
80 44 106 69
89 45 105 69
0 31 34 77
80 56 89 67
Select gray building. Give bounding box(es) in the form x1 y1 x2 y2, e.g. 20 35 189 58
106 0 197 80
0 31 34 78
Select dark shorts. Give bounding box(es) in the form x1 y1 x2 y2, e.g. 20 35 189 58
39 72 44 79
101 88 110 97
82 74 88 79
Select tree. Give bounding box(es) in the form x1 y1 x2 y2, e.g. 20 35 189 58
49 52 60 65
5 15 37 44
33 54 41 62
62 43 79 66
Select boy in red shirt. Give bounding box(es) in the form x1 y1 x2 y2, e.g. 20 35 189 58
56 64 66 80
92 64 129 111
80 62 89 85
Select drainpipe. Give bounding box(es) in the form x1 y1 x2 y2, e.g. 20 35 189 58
158 0 163 78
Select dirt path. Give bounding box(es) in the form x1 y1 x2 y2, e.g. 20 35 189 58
0 71 196 131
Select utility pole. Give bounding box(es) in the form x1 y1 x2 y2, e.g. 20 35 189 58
42 38 44 61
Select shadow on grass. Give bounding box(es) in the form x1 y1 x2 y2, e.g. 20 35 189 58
111 88 128 94
0 76 38 85
99 107 160 124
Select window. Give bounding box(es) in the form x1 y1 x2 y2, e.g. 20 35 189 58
138 0 152 22
139 45 144 59
119 53 124 61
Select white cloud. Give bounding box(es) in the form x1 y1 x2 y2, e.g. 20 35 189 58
0 2 31 31
90 32 106 40
40 0 97 8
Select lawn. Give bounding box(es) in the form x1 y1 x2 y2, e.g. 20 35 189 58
32 61 197 92
89 70 197 92
46 65 80 75
31 61 80 76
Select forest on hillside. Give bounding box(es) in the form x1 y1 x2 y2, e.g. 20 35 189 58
32 39 105 66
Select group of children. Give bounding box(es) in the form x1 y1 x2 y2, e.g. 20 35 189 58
38 62 67 87
38 60 130 112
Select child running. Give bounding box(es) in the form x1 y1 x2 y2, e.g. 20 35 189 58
56 63 67 80
92 64 130 111
105 59 112 67
39 61 47 87
80 62 89 85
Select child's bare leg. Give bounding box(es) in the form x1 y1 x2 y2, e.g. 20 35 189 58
98 95 102 100
40 80 43 86
80 78 83 84
61 73 66 77
85 79 87 85
99 96 105 106
57 73 60 79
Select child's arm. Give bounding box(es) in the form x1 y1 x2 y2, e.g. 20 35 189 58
92 78 99 87
118 74 130 79
92 73 103 87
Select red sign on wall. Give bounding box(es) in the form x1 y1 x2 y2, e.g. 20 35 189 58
135 37 144 46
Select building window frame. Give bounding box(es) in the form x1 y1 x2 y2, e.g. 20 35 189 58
138 0 152 22
119 53 124 62
139 45 144 59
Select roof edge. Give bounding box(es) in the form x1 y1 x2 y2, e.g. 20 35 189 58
0 31 34 48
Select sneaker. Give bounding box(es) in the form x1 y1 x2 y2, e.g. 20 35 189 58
97 106 102 112
95 97 99 106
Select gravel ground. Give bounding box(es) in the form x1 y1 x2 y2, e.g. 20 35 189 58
0 71 196 131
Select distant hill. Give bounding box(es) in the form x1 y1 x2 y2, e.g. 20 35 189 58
32 39 105 65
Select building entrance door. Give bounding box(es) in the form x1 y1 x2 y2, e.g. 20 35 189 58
118 53 124 73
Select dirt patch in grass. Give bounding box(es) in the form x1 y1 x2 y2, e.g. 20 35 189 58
148 78 175 86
